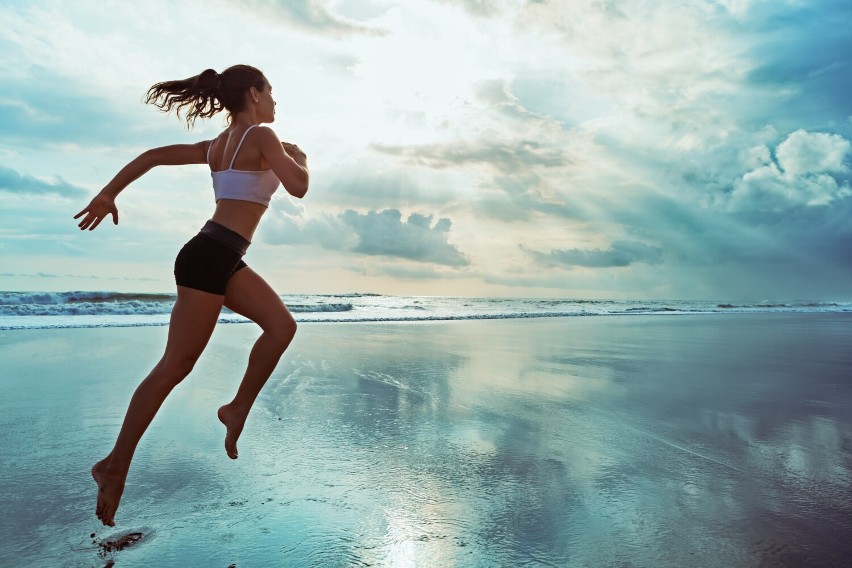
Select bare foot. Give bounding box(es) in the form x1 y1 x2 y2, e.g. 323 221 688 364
91 458 127 527
217 404 246 460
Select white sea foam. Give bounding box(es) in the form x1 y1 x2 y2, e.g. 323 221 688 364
0 291 849 330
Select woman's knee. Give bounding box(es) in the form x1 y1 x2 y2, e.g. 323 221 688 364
159 352 201 383
267 314 297 349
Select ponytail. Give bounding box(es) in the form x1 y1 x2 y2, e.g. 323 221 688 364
145 64 267 128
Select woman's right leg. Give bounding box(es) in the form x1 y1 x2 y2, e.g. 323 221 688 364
92 286 224 526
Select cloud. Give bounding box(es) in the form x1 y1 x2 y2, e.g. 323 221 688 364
369 76 577 226
342 209 469 266
263 208 357 250
0 70 178 150
372 139 567 174
372 77 570 176
347 262 469 281
727 130 852 211
474 79 548 122
308 166 456 208
0 165 88 198
263 207 469 267
0 272 157 281
0 272 58 278
775 130 850 176
436 0 503 18
237 0 384 36
528 240 664 269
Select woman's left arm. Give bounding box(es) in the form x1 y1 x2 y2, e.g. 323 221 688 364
75 141 208 230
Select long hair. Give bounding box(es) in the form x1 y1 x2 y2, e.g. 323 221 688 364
144 64 267 128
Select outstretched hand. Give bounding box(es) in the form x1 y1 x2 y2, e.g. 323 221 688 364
74 194 119 231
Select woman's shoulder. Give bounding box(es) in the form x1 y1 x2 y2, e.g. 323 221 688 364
249 124 277 138
245 125 280 150
206 130 226 149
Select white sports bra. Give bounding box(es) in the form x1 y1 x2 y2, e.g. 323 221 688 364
208 125 280 207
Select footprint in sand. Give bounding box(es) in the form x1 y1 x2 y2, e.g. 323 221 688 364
92 529 150 563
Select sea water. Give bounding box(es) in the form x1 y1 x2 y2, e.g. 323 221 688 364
1 291 849 329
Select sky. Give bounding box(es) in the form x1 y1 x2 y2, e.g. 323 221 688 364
1 0 851 300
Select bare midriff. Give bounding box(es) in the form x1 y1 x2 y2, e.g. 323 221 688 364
211 199 268 242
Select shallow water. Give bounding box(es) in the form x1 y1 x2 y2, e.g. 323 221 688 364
1 314 850 566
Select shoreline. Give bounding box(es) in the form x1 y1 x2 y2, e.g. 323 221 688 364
3 308 851 332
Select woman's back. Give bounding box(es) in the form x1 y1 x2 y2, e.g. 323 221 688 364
208 124 280 213
208 126 270 173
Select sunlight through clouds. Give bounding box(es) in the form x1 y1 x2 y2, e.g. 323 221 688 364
1 0 850 299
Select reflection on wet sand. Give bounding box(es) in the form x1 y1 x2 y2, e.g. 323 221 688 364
0 314 850 566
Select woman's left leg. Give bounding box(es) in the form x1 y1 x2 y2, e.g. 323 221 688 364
217 267 297 459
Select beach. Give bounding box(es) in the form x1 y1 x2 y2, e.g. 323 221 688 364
1 313 851 567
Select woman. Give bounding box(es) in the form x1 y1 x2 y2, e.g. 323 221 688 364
75 64 309 527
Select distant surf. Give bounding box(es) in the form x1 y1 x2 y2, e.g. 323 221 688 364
0 292 849 330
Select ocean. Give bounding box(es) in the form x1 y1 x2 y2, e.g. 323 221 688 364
1 291 850 330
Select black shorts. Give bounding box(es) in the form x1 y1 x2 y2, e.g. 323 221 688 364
174 220 250 295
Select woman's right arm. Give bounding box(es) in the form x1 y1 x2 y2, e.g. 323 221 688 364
75 141 208 230
255 127 309 198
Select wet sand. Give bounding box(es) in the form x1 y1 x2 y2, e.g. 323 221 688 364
1 314 851 566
